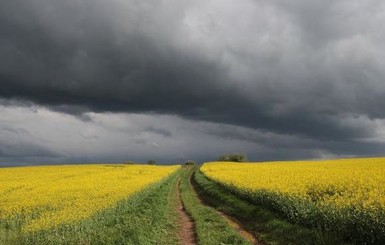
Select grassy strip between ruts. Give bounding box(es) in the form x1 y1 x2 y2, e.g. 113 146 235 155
193 169 349 245
1 168 183 245
179 166 250 245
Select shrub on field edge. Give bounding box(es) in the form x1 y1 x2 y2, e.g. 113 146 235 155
217 153 248 162
184 160 196 166
147 160 156 165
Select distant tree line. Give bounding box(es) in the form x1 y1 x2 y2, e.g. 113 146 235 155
121 153 248 166
122 160 157 165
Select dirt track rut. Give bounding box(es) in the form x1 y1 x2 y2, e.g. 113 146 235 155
176 179 197 245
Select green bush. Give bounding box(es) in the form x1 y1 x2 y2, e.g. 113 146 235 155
147 160 156 165
184 160 196 166
217 153 248 162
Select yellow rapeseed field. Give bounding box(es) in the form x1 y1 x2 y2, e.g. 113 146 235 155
201 158 385 211
0 164 180 232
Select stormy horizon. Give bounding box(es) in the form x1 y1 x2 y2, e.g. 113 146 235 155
1 0 385 166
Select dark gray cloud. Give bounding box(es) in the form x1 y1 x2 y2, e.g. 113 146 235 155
0 142 59 158
205 122 385 158
1 105 385 165
1 0 385 163
144 126 172 137
0 123 60 161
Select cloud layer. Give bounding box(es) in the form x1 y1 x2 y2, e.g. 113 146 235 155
1 0 385 163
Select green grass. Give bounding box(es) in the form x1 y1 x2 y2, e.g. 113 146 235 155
194 169 349 245
179 166 250 245
1 168 183 245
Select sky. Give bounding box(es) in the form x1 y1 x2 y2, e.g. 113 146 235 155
1 0 385 165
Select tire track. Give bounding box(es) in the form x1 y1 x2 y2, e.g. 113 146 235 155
189 171 262 245
176 178 197 245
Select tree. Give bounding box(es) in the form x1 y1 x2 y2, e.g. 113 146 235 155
147 160 156 165
217 153 248 162
184 160 196 166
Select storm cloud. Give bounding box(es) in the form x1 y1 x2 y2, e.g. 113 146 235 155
1 0 385 163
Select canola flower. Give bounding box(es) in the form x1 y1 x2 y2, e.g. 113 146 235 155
0 164 180 232
201 158 385 242
201 158 385 211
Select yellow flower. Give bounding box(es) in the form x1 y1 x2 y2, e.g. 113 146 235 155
201 158 385 211
0 164 180 232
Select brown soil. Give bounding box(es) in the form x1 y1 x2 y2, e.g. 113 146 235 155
189 173 262 245
176 179 197 245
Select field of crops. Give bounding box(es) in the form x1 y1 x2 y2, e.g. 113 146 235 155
3 158 385 244
0 164 180 233
201 158 385 243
